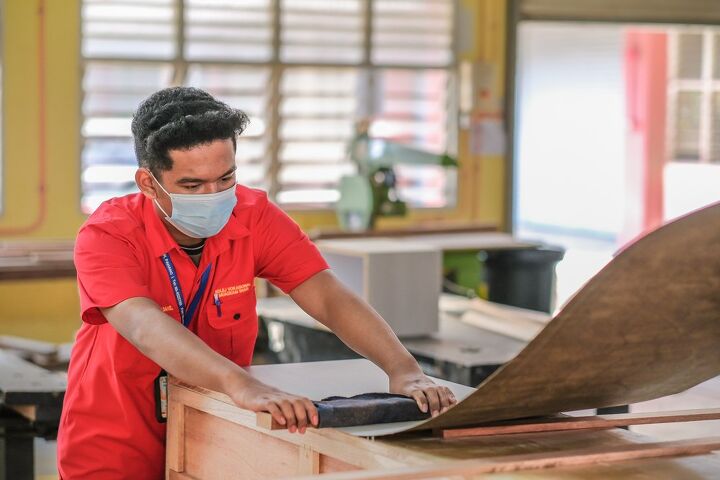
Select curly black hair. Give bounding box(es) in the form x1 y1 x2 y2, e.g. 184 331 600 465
131 86 249 175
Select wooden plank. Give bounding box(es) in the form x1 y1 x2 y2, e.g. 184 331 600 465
290 436 720 479
411 202 720 432
0 350 66 405
460 309 544 342
319 455 362 474
440 409 720 438
167 380 434 470
0 336 58 357
168 370 720 479
298 445 320 475
166 401 185 473
182 406 301 480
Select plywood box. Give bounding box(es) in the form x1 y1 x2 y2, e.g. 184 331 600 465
316 239 441 337
165 361 720 480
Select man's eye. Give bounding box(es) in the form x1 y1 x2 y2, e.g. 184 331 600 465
185 185 201 191
222 176 234 182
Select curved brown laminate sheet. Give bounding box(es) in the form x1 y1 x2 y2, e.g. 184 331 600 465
411 202 720 431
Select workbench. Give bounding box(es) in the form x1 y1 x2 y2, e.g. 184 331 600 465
166 360 720 479
0 350 66 480
310 228 544 298
0 240 75 281
257 296 525 387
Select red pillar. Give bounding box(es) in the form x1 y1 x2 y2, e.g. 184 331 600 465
623 31 667 241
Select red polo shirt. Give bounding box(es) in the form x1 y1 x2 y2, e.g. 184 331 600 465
57 186 328 479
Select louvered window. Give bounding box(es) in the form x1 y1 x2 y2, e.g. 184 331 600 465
80 0 456 213
668 29 720 164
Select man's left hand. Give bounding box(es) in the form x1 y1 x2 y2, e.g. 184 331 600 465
389 371 457 417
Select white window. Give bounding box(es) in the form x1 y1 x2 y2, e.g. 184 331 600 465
668 29 720 163
81 0 456 213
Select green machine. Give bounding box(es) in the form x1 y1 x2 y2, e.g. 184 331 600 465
336 122 457 231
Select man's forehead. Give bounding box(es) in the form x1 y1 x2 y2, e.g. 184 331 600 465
165 140 236 178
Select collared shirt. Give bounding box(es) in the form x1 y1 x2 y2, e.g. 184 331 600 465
57 185 328 480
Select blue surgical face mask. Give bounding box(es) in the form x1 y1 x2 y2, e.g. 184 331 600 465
150 172 238 239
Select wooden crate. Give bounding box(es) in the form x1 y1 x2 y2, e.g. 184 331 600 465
165 361 720 479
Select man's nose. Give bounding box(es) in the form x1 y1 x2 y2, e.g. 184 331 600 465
205 182 221 194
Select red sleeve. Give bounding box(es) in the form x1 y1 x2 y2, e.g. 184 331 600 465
74 225 153 325
253 195 329 294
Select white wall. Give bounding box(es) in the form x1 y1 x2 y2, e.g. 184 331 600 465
514 22 627 238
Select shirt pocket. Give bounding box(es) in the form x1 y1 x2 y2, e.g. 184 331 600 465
208 287 258 330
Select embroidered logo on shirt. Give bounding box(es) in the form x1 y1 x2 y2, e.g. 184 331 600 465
214 283 252 299
161 305 175 313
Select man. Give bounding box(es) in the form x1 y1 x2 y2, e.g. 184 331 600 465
57 87 455 479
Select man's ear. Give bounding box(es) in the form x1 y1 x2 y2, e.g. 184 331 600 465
136 168 158 199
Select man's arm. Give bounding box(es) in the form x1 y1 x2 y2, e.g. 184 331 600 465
289 270 457 417
101 298 317 433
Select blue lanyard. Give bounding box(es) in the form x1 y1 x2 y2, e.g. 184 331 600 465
160 253 212 328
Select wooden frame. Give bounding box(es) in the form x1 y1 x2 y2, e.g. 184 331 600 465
165 361 720 479
438 408 720 438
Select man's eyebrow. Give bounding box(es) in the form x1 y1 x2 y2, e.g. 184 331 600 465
176 167 237 184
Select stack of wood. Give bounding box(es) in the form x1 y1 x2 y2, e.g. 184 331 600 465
0 335 73 370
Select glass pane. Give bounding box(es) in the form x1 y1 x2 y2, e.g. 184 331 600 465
370 69 448 153
82 1 176 59
674 91 702 161
394 164 455 208
187 65 271 189
370 68 453 208
677 33 703 79
276 188 340 205
280 0 364 63
372 0 453 66
278 68 360 206
81 61 174 213
184 0 273 62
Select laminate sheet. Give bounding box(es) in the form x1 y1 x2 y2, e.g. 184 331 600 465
408 202 720 432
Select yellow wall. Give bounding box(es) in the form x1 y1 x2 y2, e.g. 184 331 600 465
0 0 509 342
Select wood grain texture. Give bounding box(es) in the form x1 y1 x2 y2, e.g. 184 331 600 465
290 436 720 479
439 409 720 438
167 375 720 479
411 203 720 431
182 407 301 480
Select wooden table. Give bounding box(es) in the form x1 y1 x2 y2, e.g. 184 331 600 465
257 297 526 386
0 350 67 480
166 360 720 479
0 240 75 281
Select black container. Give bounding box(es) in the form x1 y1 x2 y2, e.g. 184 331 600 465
482 246 565 313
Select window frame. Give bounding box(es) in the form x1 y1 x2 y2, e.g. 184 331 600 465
667 28 720 164
79 0 458 212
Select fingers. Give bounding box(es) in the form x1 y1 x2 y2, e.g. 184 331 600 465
412 386 456 417
269 397 318 434
303 398 319 427
411 390 429 413
437 387 452 413
424 387 442 417
265 402 286 427
292 400 309 433
278 400 298 433
446 387 457 405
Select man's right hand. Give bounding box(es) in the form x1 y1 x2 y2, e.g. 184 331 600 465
229 379 319 434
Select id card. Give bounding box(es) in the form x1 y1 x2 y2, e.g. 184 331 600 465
154 369 168 423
